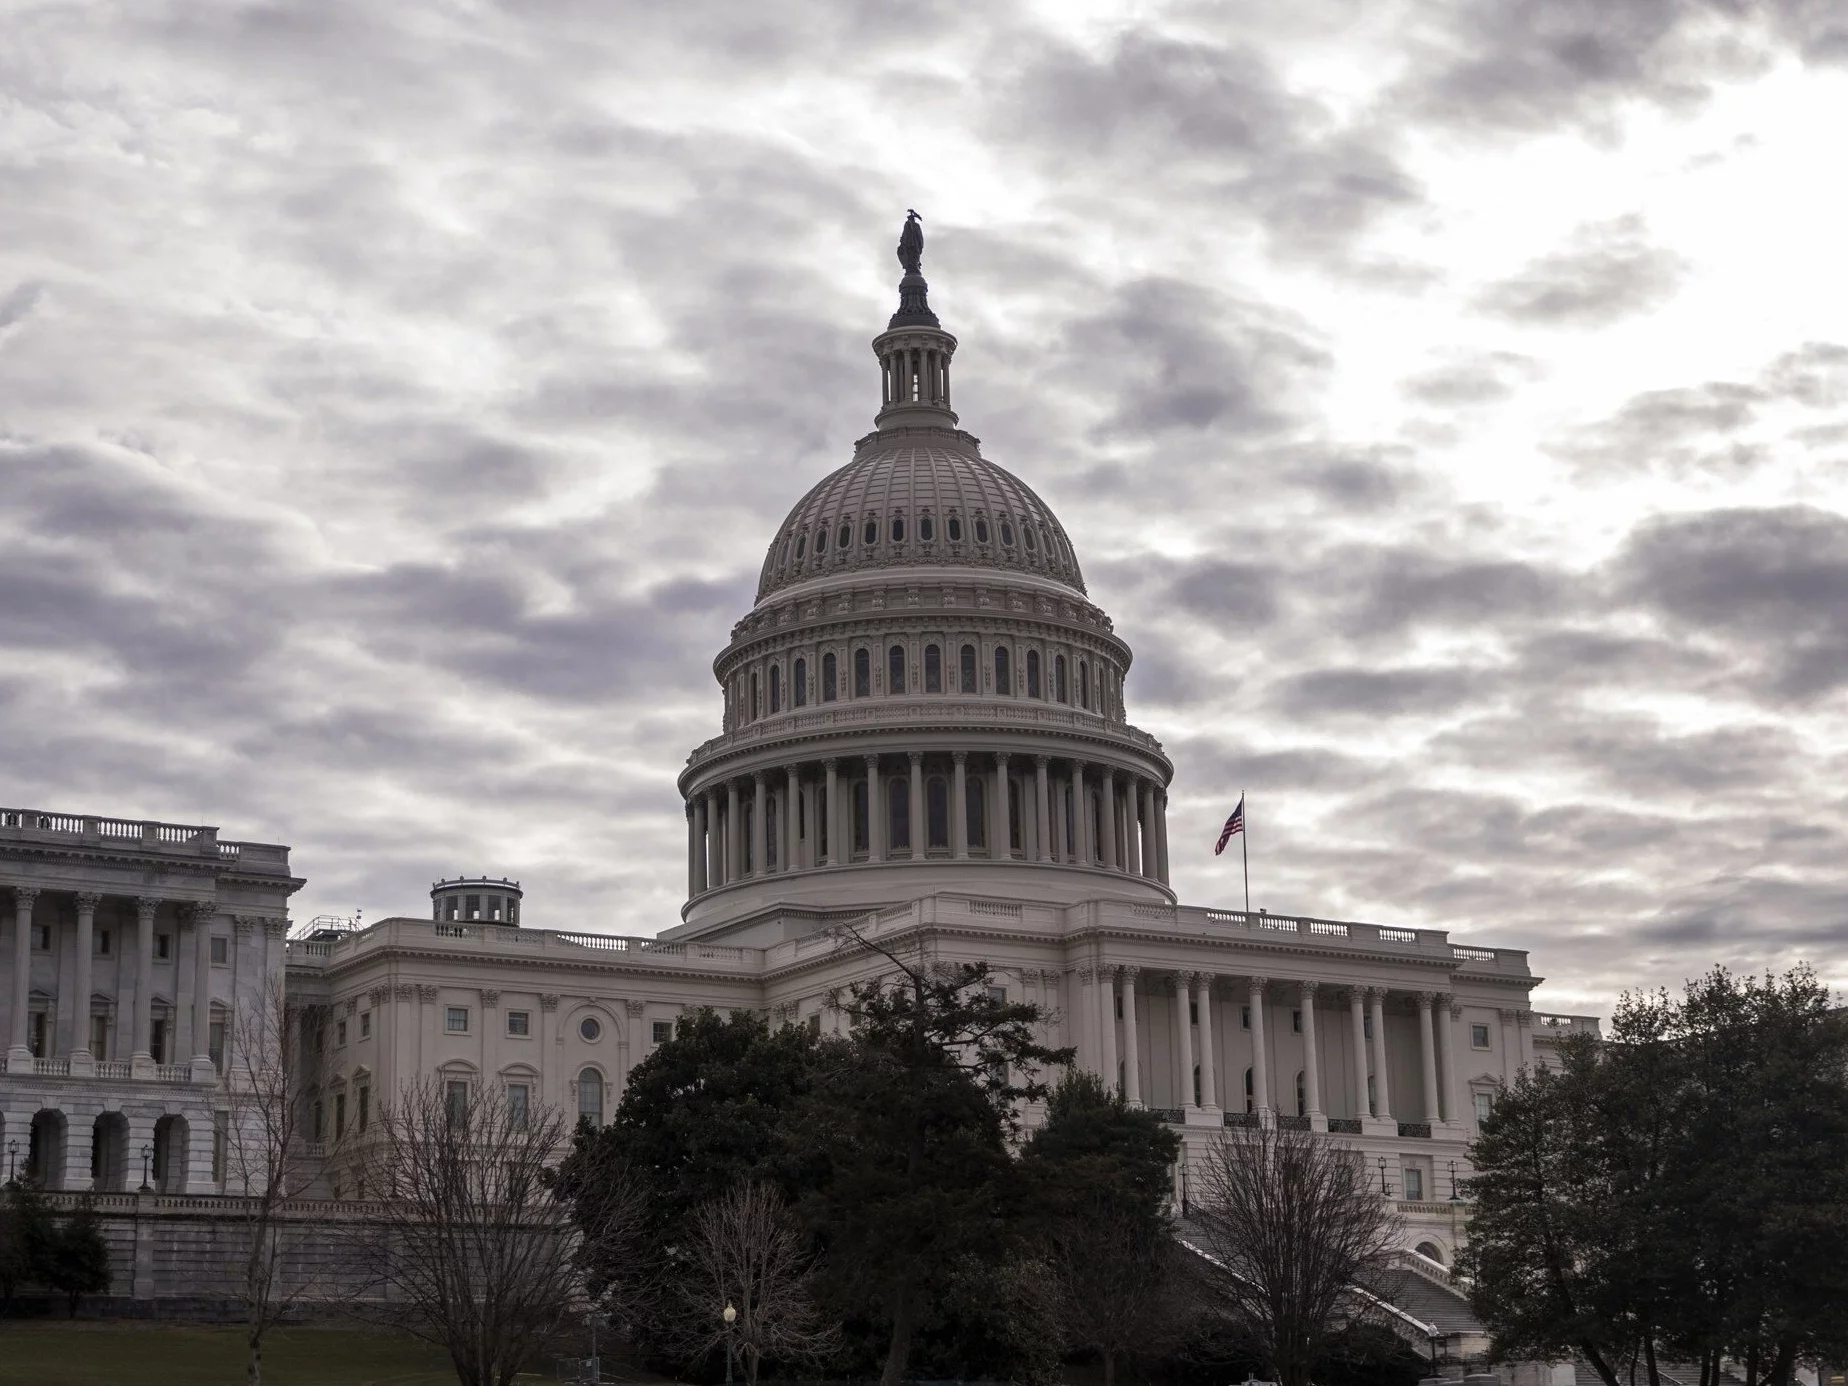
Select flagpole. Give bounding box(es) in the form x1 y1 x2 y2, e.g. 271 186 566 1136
1242 792 1250 914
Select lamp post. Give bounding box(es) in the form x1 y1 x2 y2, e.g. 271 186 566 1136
1377 1156 1391 1197
722 1302 737 1386
139 1142 152 1192
1448 1159 1462 1202
5 1138 16 1185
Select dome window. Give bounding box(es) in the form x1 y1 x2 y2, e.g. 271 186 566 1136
864 518 878 546
854 648 871 697
974 518 990 543
796 534 807 559
1024 526 1037 551
815 527 828 555
994 646 1011 695
947 515 963 542
1026 650 1041 698
822 653 838 702
919 515 934 541
769 665 782 714
793 658 808 708
1055 654 1068 703
959 644 977 694
1000 520 1015 547
888 644 906 694
924 644 942 693
891 515 905 542
839 522 853 550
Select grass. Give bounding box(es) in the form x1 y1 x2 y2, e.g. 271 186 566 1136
0 1321 476 1386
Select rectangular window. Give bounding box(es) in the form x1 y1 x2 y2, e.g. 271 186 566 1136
506 1010 531 1037
985 986 1006 1004
1241 1006 1250 1031
1404 1167 1424 1201
1114 994 1123 1020
336 1020 348 1046
445 1081 468 1129
508 1083 529 1129
31 923 51 951
1364 1013 1373 1039
446 1006 469 1034
94 929 111 956
210 935 228 964
358 1086 370 1132
465 895 480 920
91 1015 110 1060
1292 1010 1302 1033
334 1093 347 1139
155 933 172 961
209 1020 225 1070
1189 1001 1199 1025
1470 1023 1491 1050
151 1018 167 1064
1474 1092 1494 1123
27 1011 47 1057
806 1013 821 1036
359 1011 371 1038
651 1020 673 1044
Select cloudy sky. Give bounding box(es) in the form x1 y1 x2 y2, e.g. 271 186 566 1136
5 1 1847 1015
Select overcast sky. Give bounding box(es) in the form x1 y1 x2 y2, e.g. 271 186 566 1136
5 1 1847 1015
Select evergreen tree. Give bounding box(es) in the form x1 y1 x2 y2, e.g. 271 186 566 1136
44 1195 111 1316
0 1179 55 1307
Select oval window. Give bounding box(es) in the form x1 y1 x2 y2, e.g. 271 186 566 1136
920 515 934 541
1024 526 1036 551
839 522 853 550
975 518 990 543
795 534 807 559
815 527 828 555
948 516 963 541
579 1017 602 1042
864 518 878 545
1000 520 1015 546
891 516 905 542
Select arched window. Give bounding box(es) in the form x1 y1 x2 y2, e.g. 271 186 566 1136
1079 660 1090 709
959 644 977 694
793 658 808 707
854 648 871 697
577 1069 603 1126
1055 654 1068 703
889 778 910 851
853 779 869 854
822 652 837 702
750 672 760 721
927 777 949 849
966 776 986 850
769 665 781 714
994 646 1011 695
1415 1241 1445 1265
1245 1067 1255 1114
1026 650 1041 698
924 644 942 693
888 644 906 694
1296 1070 1307 1117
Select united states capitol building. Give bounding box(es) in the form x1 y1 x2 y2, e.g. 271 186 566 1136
0 222 1596 1309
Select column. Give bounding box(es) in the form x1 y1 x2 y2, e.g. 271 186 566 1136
1441 997 1463 1124
129 897 158 1061
1416 992 1441 1123
1195 973 1218 1108
725 781 742 881
866 757 884 863
704 790 722 884
1120 967 1141 1106
1175 974 1195 1109
907 753 924 859
1034 756 1051 862
71 892 99 1059
1097 967 1118 1095
1070 760 1088 865
1099 768 1118 870
1299 982 1324 1119
784 766 800 871
993 753 1011 860
951 752 969 860
189 903 215 1066
686 804 699 896
752 772 768 875
8 888 37 1061
1124 782 1142 875
1075 968 1097 1073
1154 791 1171 884
823 759 841 866
1369 988 1393 1121
1140 784 1157 879
1348 989 1370 1117
1248 976 1270 1113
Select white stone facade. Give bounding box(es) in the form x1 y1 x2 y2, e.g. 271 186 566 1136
0 808 302 1196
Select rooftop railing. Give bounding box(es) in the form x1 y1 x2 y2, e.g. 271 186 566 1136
0 807 289 870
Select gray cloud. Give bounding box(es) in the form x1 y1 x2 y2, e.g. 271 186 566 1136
1477 215 1686 326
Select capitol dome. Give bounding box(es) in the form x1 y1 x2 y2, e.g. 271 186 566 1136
672 214 1174 939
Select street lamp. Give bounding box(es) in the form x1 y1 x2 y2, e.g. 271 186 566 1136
722 1302 737 1386
1448 1159 1462 1203
1377 1156 1391 1197
139 1142 152 1192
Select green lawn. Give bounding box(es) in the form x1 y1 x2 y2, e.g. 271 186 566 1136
0 1322 480 1386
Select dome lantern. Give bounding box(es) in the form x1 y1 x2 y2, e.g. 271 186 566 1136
873 211 959 431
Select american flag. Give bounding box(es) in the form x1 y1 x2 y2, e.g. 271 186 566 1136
1214 795 1245 856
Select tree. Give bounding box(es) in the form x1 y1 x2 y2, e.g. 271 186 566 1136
800 922 1073 1386
42 1194 110 1316
224 980 339 1385
0 1178 54 1308
355 1078 596 1386
1023 1072 1184 1386
1191 1122 1401 1386
675 1181 837 1385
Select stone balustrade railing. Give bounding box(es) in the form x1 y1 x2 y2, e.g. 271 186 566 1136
285 917 764 975
0 807 289 869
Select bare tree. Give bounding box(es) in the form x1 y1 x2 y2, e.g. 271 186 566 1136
225 980 339 1386
675 1181 837 1386
354 1078 587 1386
1190 1123 1402 1386
1047 1193 1185 1386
